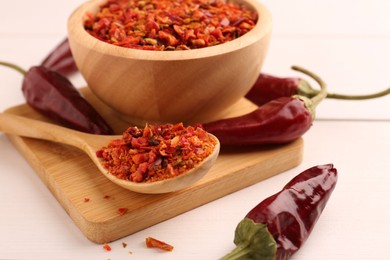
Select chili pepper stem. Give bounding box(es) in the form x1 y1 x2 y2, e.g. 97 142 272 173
297 79 390 100
289 66 327 120
0 61 27 75
220 218 276 260
220 242 252 260
296 78 319 97
326 87 390 100
291 66 327 108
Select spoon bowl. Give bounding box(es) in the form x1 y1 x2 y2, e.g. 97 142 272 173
0 113 220 194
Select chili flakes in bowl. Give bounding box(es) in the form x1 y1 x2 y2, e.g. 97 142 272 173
84 0 258 50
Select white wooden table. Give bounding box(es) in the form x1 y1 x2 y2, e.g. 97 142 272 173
1 1 389 259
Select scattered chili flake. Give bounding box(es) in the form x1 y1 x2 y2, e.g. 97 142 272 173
103 195 112 200
146 237 174 251
103 243 112 252
84 0 258 50
117 207 129 216
83 197 90 202
96 123 217 183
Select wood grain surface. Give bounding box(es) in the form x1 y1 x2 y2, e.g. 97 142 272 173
4 88 303 244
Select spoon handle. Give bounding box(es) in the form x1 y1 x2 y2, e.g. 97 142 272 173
0 112 88 149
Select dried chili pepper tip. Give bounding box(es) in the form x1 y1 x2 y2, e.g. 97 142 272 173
221 164 338 260
41 38 78 76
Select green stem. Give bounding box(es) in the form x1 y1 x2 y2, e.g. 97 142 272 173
220 218 276 260
220 242 253 260
291 65 327 108
0 61 27 75
326 88 390 100
297 79 390 100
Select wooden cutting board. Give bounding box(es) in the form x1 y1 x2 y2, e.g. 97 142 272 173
4 87 303 244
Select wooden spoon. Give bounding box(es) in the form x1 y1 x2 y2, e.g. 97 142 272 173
0 112 220 194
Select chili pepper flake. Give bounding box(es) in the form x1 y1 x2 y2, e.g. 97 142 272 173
146 237 174 251
103 195 110 199
117 207 129 216
84 0 258 50
103 243 112 252
96 123 217 183
83 197 90 202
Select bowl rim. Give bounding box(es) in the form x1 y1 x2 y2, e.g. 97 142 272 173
68 0 272 61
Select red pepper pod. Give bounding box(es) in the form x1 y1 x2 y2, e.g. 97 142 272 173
221 164 338 260
246 72 390 106
41 38 78 76
202 66 327 146
245 74 302 106
202 96 313 146
23 66 114 135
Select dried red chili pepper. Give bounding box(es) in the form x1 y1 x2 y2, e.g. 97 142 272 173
0 61 114 135
202 66 327 146
221 164 338 260
245 72 390 106
244 73 304 106
41 38 78 76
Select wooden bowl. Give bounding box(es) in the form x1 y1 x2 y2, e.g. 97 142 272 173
67 0 272 124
